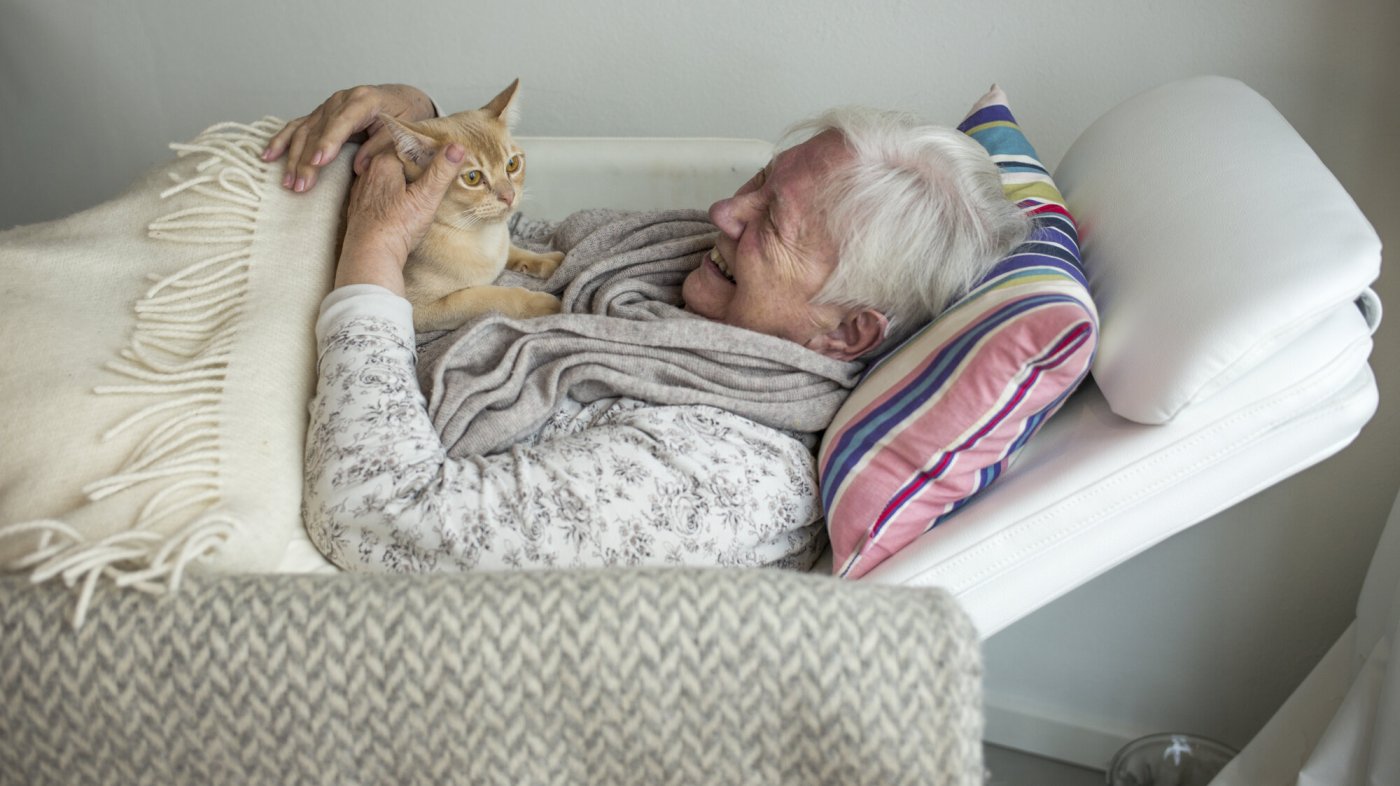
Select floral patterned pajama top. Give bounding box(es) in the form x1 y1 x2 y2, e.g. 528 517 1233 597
303 285 827 573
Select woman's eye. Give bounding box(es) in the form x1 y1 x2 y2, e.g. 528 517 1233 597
738 167 767 196
506 155 522 173
462 170 483 186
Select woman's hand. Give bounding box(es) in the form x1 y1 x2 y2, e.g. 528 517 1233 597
262 84 436 193
335 142 465 295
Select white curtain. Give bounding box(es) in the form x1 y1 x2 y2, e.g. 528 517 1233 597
1211 486 1400 786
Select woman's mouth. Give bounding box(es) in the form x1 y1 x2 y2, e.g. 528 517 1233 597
708 247 736 283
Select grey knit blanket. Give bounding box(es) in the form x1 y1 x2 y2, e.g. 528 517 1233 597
417 209 864 457
1 568 983 786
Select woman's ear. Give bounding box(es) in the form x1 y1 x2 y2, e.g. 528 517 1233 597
805 308 888 361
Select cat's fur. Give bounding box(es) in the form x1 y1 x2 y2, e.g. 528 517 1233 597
381 79 563 332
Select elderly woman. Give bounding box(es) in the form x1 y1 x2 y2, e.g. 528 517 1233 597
268 83 1027 572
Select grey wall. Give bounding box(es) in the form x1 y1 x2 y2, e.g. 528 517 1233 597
3 0 1397 765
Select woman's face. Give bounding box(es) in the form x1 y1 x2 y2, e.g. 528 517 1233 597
682 130 867 357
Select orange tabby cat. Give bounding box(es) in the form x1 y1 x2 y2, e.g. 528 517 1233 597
380 79 563 332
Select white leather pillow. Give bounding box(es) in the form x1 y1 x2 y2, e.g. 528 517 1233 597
1054 76 1381 424
0 118 341 623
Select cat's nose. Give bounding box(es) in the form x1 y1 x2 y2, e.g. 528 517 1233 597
497 187 516 207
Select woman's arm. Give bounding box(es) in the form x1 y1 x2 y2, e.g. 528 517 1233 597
304 288 826 572
262 83 438 193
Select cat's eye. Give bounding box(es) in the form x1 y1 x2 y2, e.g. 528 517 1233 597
461 170 484 187
506 155 522 173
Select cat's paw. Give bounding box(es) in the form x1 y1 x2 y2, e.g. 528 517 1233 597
521 291 562 317
510 251 565 279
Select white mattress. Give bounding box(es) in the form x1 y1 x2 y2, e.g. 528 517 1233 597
866 299 1378 636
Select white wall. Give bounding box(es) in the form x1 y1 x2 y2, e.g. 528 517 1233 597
3 0 1396 766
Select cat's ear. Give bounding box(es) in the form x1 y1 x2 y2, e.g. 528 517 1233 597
380 114 441 174
482 78 521 129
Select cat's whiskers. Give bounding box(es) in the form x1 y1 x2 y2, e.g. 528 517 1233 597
469 205 512 224
443 210 486 231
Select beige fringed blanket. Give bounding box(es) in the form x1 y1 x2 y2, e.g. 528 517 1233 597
418 209 864 457
0 117 348 624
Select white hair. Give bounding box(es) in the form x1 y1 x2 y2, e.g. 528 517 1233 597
784 107 1030 349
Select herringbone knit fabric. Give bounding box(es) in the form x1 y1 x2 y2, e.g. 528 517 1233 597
1 568 981 785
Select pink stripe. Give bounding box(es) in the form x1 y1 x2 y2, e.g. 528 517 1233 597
833 320 1094 578
869 321 1092 530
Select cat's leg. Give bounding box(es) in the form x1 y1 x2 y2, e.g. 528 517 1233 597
506 244 565 279
413 286 561 332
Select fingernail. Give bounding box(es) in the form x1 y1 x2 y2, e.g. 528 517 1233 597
282 172 294 189
311 150 323 165
294 177 306 192
261 147 273 160
446 144 464 163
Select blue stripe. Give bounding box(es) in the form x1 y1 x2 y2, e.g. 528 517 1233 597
996 160 1050 176
919 336 1094 534
822 293 1086 510
957 104 1016 132
980 258 1089 290
966 125 1039 159
1032 215 1080 246
1032 223 1082 258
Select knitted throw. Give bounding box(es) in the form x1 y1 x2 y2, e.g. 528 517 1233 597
0 568 983 786
418 209 864 457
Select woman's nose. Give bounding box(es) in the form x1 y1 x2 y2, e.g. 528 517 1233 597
709 192 754 238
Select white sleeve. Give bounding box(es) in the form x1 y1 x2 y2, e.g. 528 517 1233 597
303 286 827 573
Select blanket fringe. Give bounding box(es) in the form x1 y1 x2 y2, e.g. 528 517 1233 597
0 117 285 627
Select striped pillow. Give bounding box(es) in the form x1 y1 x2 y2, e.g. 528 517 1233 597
819 86 1098 579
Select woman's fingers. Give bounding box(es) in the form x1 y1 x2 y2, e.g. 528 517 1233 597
264 85 433 193
350 143 463 254
311 102 380 176
334 142 463 293
410 143 466 209
261 116 305 164
294 88 385 191
354 127 395 176
350 152 402 210
284 120 314 191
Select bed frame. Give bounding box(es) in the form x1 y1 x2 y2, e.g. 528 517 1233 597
520 77 1383 638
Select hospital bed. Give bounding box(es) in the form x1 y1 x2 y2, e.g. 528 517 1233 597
0 76 1382 783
